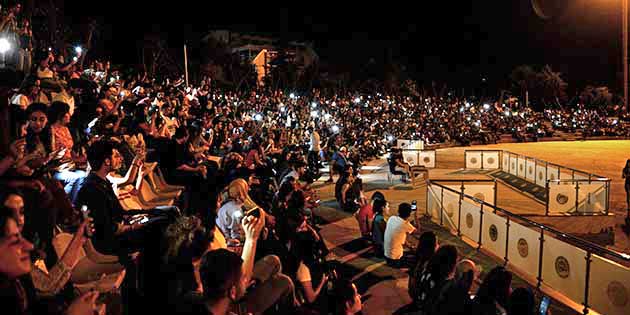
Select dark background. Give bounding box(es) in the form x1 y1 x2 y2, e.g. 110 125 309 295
61 0 622 95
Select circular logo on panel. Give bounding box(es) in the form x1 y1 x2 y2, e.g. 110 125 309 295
466 213 474 229
423 156 431 163
607 281 629 307
487 157 495 165
549 173 556 180
529 166 533 174
489 224 498 242
473 193 485 202
517 238 529 258
555 256 570 279
446 203 455 218
511 163 515 170
538 172 544 180
556 194 569 205
519 164 524 172
470 157 478 164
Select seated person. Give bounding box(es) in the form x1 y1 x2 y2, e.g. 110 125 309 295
384 203 416 268
388 147 409 181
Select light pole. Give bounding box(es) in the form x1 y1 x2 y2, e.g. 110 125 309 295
624 0 628 112
0 38 11 68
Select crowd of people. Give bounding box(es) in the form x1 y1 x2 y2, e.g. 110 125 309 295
0 2 619 315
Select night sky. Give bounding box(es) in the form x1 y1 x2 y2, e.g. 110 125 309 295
65 0 623 95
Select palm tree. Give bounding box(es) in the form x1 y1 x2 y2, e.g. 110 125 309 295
538 65 568 109
510 65 536 106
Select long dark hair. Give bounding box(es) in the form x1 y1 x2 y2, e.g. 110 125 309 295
424 245 458 282
25 103 52 154
475 266 513 308
414 231 437 271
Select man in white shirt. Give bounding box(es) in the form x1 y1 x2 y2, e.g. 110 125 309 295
384 203 416 268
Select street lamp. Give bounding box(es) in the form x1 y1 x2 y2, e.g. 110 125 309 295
0 38 11 68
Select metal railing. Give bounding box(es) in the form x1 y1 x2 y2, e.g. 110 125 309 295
464 149 502 169
426 180 630 315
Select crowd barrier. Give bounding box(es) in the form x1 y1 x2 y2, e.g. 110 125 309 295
425 181 630 315
464 150 502 169
467 150 611 215
402 149 436 168
397 139 424 150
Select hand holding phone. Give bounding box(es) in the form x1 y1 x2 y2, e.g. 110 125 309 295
539 296 550 315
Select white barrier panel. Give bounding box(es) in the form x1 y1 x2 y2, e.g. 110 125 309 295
547 165 560 181
466 183 496 206
536 165 547 187
507 221 541 278
427 186 442 224
409 140 424 150
483 151 500 169
577 182 607 213
589 254 630 315
548 182 577 213
481 211 507 260
466 151 482 169
510 156 518 176
418 151 436 168
542 236 587 304
560 170 573 181
574 173 589 181
460 201 481 243
442 189 461 229
397 139 410 148
526 159 537 183
517 157 527 179
403 150 419 166
502 154 509 171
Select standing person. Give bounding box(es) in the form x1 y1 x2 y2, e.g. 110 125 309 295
623 159 630 212
308 126 321 169
383 203 416 268
17 18 32 74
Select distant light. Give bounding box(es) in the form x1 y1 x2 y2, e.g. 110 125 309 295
324 113 331 120
354 97 361 103
311 102 317 108
505 111 510 117
331 125 340 133
254 113 263 121
483 104 490 110
387 135 394 142
290 93 296 99
331 101 336 107
465 102 471 108
310 110 319 118
75 46 82 54
280 106 286 112
0 38 11 54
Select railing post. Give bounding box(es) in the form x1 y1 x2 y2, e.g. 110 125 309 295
545 181 550 216
572 170 575 181
425 184 430 216
480 151 485 169
583 252 592 315
537 227 545 290
493 179 498 208
545 161 548 183
458 183 463 236
575 181 580 213
440 188 444 226
478 203 484 250
504 216 510 266
606 181 611 215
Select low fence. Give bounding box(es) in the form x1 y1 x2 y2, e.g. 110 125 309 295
426 180 630 315
401 149 436 168
464 150 502 169
465 150 611 215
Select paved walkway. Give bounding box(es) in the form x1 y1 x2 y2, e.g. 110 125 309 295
312 158 578 315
